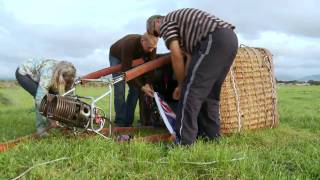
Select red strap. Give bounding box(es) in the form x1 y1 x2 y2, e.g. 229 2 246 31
0 133 37 152
0 126 173 153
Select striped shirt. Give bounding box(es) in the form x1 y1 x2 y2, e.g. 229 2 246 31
159 8 235 54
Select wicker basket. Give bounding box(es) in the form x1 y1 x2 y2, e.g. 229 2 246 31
220 46 279 134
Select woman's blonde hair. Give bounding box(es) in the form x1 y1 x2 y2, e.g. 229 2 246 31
51 61 76 94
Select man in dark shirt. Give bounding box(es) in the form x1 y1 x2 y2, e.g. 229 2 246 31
147 8 238 145
109 33 158 127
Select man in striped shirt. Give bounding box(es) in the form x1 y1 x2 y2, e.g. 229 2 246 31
147 8 238 145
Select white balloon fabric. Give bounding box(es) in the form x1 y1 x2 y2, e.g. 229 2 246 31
153 92 176 135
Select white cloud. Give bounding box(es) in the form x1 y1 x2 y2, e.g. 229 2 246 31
238 31 320 79
0 0 319 80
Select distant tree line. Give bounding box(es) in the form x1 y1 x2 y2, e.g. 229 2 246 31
276 79 320 85
307 80 320 85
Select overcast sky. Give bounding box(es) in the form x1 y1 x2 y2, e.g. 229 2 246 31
0 0 319 80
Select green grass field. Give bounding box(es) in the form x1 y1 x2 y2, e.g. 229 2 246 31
0 84 319 179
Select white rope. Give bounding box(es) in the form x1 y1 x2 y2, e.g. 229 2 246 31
12 157 69 180
92 130 109 139
255 48 270 128
263 55 277 127
179 156 246 165
239 44 249 48
130 156 246 166
230 68 242 132
86 128 110 140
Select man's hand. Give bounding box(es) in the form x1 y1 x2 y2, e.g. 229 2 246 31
141 84 154 97
172 86 182 100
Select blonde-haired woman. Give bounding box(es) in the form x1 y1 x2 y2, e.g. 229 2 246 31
16 58 76 136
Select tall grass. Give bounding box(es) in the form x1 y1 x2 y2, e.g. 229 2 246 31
0 85 319 179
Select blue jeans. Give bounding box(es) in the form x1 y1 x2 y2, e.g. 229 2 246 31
109 55 139 126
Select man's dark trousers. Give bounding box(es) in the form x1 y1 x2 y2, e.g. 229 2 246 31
175 28 238 145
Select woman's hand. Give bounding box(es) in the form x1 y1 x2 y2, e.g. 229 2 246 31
49 119 60 128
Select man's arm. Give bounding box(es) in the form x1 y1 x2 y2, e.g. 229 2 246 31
141 49 157 97
35 72 51 129
169 40 185 86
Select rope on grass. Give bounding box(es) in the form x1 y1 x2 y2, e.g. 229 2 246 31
179 156 246 165
87 128 110 140
130 156 246 166
11 157 70 180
